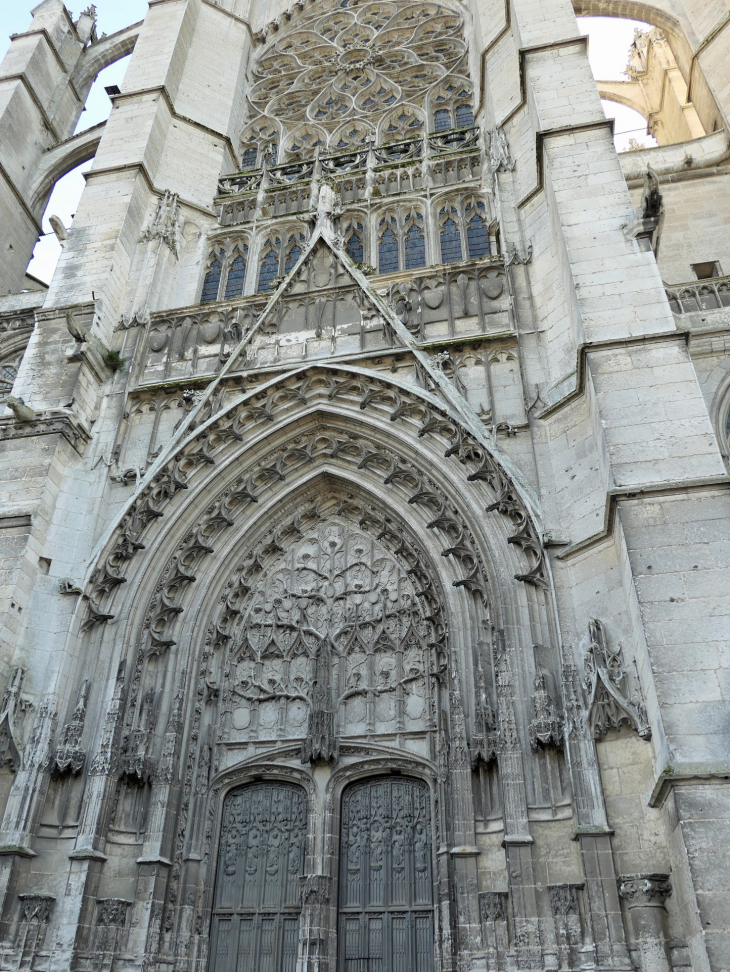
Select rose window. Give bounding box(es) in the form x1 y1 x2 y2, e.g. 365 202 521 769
248 0 469 131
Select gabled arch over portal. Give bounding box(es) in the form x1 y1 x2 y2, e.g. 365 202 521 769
79 364 548 638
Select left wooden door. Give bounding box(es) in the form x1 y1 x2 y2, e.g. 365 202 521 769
210 783 307 972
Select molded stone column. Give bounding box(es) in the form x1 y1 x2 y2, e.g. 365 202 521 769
618 874 672 972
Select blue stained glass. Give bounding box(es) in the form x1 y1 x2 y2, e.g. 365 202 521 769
404 224 425 269
346 232 363 264
258 249 279 292
440 218 462 263
201 255 223 303
726 404 730 439
284 244 301 273
434 109 451 132
241 147 257 170
378 227 399 273
456 103 474 127
467 214 490 259
224 253 247 299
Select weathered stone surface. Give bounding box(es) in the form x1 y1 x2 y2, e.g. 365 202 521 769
0 0 729 969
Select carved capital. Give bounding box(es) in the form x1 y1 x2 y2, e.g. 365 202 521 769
618 874 672 907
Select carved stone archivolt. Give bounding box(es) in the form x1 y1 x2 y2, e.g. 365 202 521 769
82 365 545 636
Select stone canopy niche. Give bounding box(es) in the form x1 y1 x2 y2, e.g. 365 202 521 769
225 517 435 759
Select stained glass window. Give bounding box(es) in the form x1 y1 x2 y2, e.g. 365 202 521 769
726 403 730 442
456 103 474 128
224 251 247 299
404 224 426 269
241 146 257 170
346 227 364 264
467 214 490 259
201 253 223 303
379 227 399 274
434 108 451 132
258 249 279 292
284 243 301 274
440 218 462 263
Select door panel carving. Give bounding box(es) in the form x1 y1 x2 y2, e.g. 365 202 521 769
339 777 434 971
211 783 307 972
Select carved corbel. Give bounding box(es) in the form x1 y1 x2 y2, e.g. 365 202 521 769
584 619 651 741
529 672 564 751
52 680 90 777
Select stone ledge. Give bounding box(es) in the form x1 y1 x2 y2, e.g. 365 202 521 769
649 764 730 808
0 411 91 455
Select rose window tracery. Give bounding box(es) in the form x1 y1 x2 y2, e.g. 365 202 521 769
247 0 470 145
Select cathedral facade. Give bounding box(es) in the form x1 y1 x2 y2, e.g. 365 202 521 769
0 1 729 970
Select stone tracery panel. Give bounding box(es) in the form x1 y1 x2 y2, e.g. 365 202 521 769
247 0 470 159
225 517 435 747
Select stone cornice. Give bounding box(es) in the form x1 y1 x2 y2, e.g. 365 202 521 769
0 411 91 455
555 476 730 562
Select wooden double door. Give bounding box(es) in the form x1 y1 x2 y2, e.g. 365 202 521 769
210 777 434 972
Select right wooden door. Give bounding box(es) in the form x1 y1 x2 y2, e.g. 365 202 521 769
338 777 434 972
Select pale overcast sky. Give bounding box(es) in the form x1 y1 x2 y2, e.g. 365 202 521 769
1 5 653 286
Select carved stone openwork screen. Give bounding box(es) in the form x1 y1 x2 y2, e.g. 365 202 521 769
210 783 307 972
227 518 434 752
339 777 434 972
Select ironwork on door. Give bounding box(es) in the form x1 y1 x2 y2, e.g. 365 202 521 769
339 777 434 972
210 783 307 972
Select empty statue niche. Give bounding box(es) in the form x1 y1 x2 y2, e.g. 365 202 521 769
40 768 86 836
471 637 501 827
529 651 571 816
110 665 162 840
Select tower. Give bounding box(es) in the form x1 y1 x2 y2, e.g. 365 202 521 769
0 0 729 970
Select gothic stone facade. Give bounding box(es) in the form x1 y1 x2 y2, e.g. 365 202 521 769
0 1 729 971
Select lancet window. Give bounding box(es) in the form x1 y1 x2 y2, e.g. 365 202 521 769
343 216 365 264
257 228 309 291
224 244 249 300
201 248 225 303
285 124 327 160
200 240 251 303
430 80 474 132
240 118 280 171
377 207 427 274
437 196 491 264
